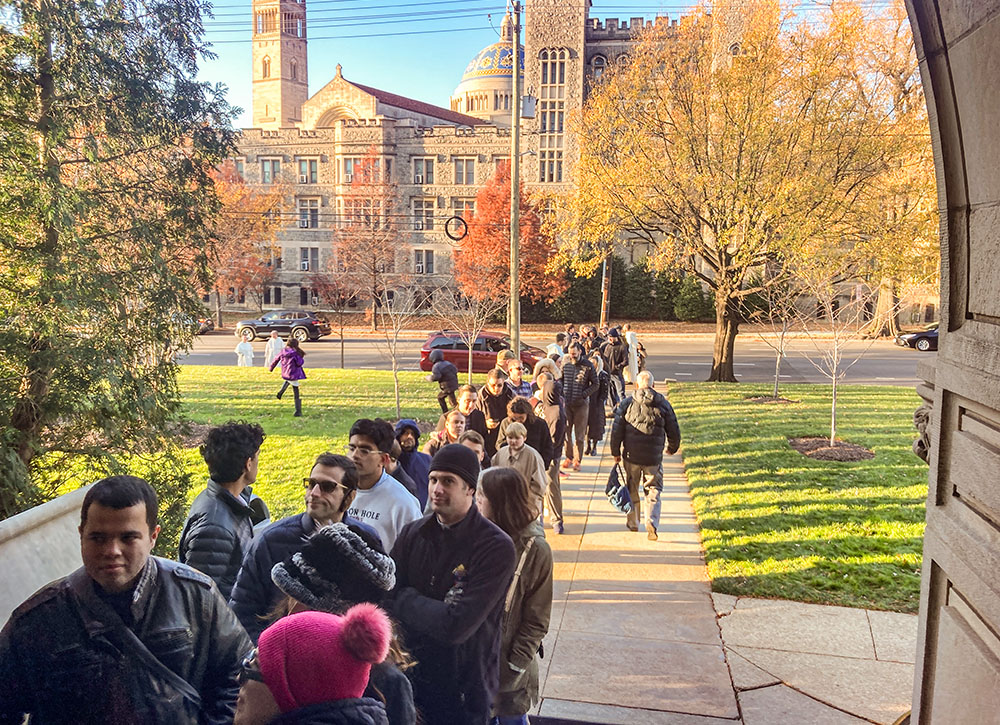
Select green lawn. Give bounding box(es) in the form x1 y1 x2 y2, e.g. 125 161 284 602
669 383 927 613
177 366 446 519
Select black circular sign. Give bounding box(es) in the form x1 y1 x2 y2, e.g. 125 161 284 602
444 215 469 241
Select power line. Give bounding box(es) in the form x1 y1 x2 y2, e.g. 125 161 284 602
208 23 493 42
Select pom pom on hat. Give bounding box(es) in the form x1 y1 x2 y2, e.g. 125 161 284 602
257 605 393 712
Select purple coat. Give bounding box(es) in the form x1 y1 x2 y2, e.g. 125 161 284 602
269 346 306 381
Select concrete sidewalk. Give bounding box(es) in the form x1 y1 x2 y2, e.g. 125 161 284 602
532 443 917 725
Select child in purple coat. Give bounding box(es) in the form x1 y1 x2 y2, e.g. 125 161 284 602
269 338 306 417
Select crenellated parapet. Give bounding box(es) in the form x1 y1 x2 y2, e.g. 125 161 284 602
585 15 675 40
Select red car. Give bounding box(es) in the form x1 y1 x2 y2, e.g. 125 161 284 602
419 330 546 374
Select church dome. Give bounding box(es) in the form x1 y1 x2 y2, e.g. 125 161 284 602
450 14 524 125
460 41 524 84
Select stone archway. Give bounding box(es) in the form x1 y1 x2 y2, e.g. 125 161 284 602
905 2 1000 721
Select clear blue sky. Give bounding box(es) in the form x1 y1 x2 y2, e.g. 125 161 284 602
198 1 699 128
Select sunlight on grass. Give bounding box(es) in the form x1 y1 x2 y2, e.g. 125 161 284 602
670 383 926 613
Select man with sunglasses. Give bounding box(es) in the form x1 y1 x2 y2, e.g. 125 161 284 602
229 452 377 642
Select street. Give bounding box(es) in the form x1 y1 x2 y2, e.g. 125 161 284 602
181 332 927 387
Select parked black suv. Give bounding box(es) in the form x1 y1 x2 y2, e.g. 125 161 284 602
236 310 331 342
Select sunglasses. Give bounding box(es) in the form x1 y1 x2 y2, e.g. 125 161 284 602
238 648 264 685
302 478 351 495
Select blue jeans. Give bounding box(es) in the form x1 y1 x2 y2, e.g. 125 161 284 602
492 717 529 725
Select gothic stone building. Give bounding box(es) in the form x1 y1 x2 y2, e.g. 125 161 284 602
234 0 677 313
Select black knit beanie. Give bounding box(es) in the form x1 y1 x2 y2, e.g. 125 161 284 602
271 522 395 613
430 443 481 489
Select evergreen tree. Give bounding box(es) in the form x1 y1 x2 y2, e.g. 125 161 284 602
0 0 236 523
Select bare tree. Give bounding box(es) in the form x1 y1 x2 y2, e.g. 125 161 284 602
431 288 507 384
741 268 801 400
311 273 361 368
373 282 426 419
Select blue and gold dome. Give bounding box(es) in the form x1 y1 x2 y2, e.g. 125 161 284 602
460 41 525 83
450 13 525 125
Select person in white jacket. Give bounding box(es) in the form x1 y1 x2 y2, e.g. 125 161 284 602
264 330 283 368
235 333 254 367
623 323 639 386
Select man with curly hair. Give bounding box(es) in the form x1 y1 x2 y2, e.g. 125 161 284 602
179 421 265 598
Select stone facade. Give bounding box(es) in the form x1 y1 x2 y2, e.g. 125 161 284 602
235 0 656 314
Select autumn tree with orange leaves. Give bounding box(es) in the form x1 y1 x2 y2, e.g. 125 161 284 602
454 162 566 318
209 161 286 323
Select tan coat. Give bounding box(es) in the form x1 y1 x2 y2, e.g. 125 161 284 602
494 520 553 717
491 444 547 510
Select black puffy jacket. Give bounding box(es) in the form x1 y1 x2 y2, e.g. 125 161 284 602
0 558 251 725
178 480 254 599
610 388 682 466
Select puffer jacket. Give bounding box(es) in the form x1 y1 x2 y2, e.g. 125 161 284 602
610 387 682 466
495 520 553 718
0 558 251 725
178 480 254 599
560 358 598 406
428 350 459 393
271 697 389 725
270 346 306 381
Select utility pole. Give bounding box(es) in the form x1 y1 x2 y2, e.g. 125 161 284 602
509 0 522 356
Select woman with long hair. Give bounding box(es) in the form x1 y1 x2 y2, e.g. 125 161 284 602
497 397 553 468
476 468 553 725
269 337 306 417
586 353 610 455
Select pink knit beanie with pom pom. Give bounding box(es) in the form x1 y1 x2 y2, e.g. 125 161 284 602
257 604 392 712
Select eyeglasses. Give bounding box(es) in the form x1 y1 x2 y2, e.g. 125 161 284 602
238 648 264 685
345 443 381 456
302 478 351 495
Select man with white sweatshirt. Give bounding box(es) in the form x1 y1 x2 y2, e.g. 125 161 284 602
346 418 422 551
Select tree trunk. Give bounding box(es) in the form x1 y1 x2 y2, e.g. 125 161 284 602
216 290 224 328
600 255 612 328
707 291 739 382
772 350 781 398
339 318 345 369
468 342 474 385
830 373 838 446
863 277 901 338
392 354 401 419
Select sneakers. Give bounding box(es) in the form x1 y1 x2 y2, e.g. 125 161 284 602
646 523 658 540
553 522 564 535
561 458 573 470
572 460 581 472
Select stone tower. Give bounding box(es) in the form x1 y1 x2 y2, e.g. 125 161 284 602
251 0 308 129
524 0 589 188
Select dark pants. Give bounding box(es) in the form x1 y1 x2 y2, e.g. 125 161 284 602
437 389 458 414
609 371 625 406
564 400 589 463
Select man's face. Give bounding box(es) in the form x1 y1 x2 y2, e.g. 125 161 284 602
569 346 581 363
458 391 477 414
398 429 417 452
429 470 474 523
304 464 353 524
445 414 466 439
349 434 385 478
508 365 522 382
245 451 260 485
507 434 526 452
462 440 485 460
486 377 504 395
80 502 159 594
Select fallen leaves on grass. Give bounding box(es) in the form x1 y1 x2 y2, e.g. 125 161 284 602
789 436 875 461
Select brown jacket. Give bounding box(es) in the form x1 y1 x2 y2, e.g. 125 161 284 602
494 520 553 717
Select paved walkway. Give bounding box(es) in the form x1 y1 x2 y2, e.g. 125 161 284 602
532 441 917 725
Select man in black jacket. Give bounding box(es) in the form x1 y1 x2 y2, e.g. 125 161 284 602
229 452 377 641
0 476 251 725
388 444 516 724
611 371 682 540
601 327 630 406
179 421 264 599
426 348 460 413
560 342 599 471
477 368 515 457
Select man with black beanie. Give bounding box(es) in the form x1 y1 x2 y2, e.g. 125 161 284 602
387 445 516 724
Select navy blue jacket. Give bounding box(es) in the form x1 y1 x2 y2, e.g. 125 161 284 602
229 513 378 642
270 697 388 724
387 508 515 724
394 419 431 509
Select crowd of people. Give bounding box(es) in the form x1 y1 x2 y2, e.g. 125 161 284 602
0 322 680 725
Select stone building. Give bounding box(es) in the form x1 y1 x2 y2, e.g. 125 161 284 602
230 0 670 314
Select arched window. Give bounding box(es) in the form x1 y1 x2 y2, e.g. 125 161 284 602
592 55 607 80
729 42 741 56
290 60 298 81
262 56 271 79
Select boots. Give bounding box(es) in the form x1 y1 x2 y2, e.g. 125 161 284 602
277 381 289 400
293 387 302 417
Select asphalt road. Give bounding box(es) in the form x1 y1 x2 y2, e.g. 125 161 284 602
181 331 929 386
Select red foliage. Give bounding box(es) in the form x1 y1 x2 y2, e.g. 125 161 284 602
455 163 566 304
